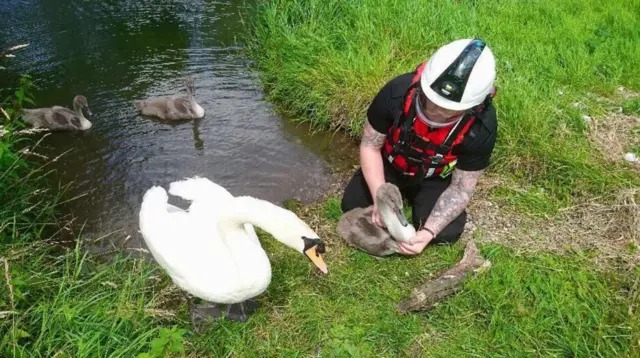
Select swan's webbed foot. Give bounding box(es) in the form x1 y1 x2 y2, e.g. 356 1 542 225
224 299 260 322
189 302 222 332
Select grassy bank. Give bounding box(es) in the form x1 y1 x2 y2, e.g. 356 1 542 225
1 197 639 357
0 75 64 246
244 0 640 213
0 133 66 246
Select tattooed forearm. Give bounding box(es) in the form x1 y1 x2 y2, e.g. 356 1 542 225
422 168 482 235
360 121 386 148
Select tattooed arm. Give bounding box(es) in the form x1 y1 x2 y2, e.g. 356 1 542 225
421 168 482 234
360 120 387 147
398 168 482 254
360 121 387 226
360 121 387 196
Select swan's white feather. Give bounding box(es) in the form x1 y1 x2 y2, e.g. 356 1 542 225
139 178 273 304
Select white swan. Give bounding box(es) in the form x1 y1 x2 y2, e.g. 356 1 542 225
138 176 327 326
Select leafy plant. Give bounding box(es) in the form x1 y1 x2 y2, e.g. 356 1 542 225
1 74 36 133
137 327 187 358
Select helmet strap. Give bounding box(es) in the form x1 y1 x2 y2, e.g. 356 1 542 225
414 95 463 128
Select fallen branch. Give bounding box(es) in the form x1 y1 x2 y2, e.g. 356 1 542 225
397 240 492 313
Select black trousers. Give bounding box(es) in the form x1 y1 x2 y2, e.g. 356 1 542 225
340 160 466 245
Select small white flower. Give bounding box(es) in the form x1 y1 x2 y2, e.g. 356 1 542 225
624 153 639 163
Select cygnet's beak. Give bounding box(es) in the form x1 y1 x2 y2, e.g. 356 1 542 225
304 245 328 274
393 207 409 227
85 106 93 117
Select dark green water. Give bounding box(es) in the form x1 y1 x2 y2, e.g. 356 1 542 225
0 0 357 246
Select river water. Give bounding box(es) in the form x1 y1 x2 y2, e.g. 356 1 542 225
0 0 358 247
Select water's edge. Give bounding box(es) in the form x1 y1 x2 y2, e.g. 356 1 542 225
0 0 359 248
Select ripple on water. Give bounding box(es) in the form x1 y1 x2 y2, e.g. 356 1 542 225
0 0 359 247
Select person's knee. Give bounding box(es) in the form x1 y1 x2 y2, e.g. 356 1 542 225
340 169 371 213
341 187 369 213
340 193 355 213
430 211 467 245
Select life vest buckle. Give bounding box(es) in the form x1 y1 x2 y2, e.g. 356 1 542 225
429 154 444 165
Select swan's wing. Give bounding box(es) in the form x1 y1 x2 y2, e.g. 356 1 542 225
139 186 191 266
242 223 259 244
47 110 82 129
166 203 183 213
134 97 173 116
336 207 399 254
22 106 80 130
21 109 47 126
137 96 173 106
139 186 186 243
336 207 371 240
168 97 195 116
139 186 227 285
168 176 234 203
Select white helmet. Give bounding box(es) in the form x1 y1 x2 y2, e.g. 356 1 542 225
420 39 496 111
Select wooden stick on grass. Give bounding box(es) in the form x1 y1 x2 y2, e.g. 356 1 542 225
397 240 492 313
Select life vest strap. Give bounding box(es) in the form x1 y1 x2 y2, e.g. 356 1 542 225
381 62 497 179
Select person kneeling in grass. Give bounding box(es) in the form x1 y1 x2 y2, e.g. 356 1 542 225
340 38 498 255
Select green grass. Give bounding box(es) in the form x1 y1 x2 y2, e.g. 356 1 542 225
244 0 640 213
1 74 64 246
1 197 638 357
0 136 66 246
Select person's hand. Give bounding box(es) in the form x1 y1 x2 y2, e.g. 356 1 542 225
371 203 385 228
398 229 435 255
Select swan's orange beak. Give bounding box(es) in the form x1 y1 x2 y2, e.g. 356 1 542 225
305 245 328 274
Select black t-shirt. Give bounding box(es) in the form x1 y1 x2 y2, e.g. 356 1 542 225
366 72 498 171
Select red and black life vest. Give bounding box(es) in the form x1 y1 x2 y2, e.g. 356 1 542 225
381 62 496 180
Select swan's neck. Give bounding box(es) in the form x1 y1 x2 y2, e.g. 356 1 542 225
378 204 415 243
219 196 315 253
182 85 204 117
185 86 194 102
73 102 85 119
72 103 92 129
188 96 199 107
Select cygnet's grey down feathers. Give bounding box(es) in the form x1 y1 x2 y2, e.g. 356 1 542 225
337 205 401 257
337 183 414 257
21 95 92 131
